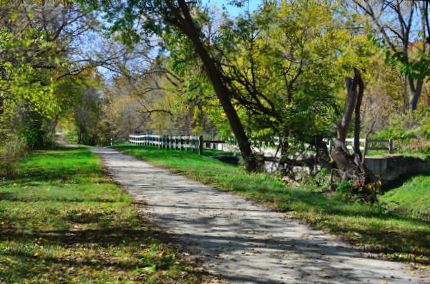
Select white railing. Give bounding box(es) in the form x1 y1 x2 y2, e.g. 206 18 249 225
129 134 204 154
327 138 394 155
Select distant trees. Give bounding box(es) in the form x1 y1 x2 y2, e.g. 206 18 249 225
353 0 430 111
87 0 258 171
0 0 96 149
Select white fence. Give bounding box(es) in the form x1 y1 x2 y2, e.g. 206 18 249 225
129 134 204 154
129 134 394 159
327 138 394 155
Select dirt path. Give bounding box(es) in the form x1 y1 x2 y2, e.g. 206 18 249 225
93 147 428 284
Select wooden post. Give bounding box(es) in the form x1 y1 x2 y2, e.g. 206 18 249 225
193 136 197 152
388 139 393 154
198 136 203 155
363 137 368 157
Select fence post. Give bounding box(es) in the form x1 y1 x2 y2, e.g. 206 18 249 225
198 136 203 155
363 137 368 157
191 136 196 152
388 139 393 154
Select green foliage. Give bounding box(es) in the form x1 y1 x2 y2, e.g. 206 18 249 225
0 135 27 178
374 109 430 154
337 179 353 194
216 0 348 143
336 178 381 204
0 1 96 153
376 111 429 140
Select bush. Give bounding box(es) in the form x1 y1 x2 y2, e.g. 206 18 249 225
336 179 353 194
336 179 381 203
0 136 27 178
375 109 430 154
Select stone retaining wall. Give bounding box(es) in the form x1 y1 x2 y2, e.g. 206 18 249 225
365 155 430 187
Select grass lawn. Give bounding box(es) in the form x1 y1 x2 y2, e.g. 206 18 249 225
379 175 430 221
0 147 207 283
115 143 430 269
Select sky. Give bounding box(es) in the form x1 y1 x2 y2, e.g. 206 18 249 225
202 0 260 16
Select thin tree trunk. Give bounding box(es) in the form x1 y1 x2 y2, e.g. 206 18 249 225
278 135 290 176
353 71 364 160
402 75 408 113
409 78 424 111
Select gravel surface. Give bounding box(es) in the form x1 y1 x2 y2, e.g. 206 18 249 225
93 147 429 284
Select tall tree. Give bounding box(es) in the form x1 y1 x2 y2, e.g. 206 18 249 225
0 0 98 148
87 0 258 171
353 0 430 111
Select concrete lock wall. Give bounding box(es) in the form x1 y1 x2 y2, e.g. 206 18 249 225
365 155 430 187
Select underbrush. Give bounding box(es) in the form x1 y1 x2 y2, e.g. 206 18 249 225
374 109 430 157
0 136 28 178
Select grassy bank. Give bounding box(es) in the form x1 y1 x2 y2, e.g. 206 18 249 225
0 147 206 283
115 144 430 268
380 175 430 221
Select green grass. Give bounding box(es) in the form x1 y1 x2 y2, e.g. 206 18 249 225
379 175 430 221
115 143 430 269
0 147 205 283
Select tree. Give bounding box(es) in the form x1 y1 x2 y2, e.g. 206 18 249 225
353 0 430 111
332 70 365 179
0 0 98 148
87 0 258 171
213 0 354 173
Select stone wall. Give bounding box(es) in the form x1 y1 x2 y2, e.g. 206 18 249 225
365 155 430 187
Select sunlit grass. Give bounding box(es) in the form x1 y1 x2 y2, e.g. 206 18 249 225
380 175 430 221
0 147 203 283
115 143 430 268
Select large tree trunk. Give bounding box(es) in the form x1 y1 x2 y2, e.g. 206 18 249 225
311 135 332 170
172 0 257 171
332 69 373 187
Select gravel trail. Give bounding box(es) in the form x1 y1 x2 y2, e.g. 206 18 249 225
93 147 428 284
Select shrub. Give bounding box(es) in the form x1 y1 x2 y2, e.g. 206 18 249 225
336 178 381 203
0 136 27 178
375 109 430 154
